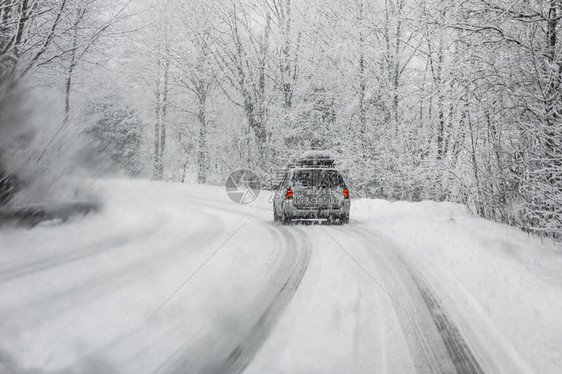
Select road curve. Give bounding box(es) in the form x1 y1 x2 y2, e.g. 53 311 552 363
171 187 485 374
0 180 488 374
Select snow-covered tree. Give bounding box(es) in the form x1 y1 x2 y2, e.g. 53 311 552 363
84 96 145 176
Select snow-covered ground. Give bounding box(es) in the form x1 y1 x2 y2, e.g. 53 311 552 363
0 178 561 373
352 199 562 373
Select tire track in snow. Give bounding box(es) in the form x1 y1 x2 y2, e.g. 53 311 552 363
412 270 484 374
349 226 484 374
148 195 311 374
335 225 449 373
220 226 311 374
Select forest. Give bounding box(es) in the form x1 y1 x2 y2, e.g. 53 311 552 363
0 0 561 238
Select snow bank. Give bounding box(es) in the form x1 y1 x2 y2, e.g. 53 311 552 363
352 198 470 222
352 198 562 374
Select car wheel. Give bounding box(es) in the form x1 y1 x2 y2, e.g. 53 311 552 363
281 210 291 225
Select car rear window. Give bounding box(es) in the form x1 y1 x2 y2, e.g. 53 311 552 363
291 169 345 188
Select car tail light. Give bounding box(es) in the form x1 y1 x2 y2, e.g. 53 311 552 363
286 188 293 199
343 187 349 199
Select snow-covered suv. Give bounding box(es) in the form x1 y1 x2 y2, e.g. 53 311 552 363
273 152 350 224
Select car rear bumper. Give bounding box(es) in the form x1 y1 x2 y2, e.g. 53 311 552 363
284 200 350 219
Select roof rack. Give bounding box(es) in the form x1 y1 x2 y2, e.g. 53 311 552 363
293 150 336 168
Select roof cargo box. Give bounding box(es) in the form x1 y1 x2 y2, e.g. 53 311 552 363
294 150 336 168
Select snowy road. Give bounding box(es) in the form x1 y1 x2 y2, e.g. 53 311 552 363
1 179 561 373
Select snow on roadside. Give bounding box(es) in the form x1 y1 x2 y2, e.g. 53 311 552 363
1 179 561 373
0 178 284 373
352 198 562 374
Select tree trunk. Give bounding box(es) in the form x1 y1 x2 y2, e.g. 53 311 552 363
153 46 162 180
435 37 444 161
14 0 29 57
545 0 560 170
197 88 208 184
0 3 12 52
229 4 270 168
159 49 170 177
468 112 483 215
358 1 366 135
65 9 83 117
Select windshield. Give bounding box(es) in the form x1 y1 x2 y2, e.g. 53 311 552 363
291 169 345 188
